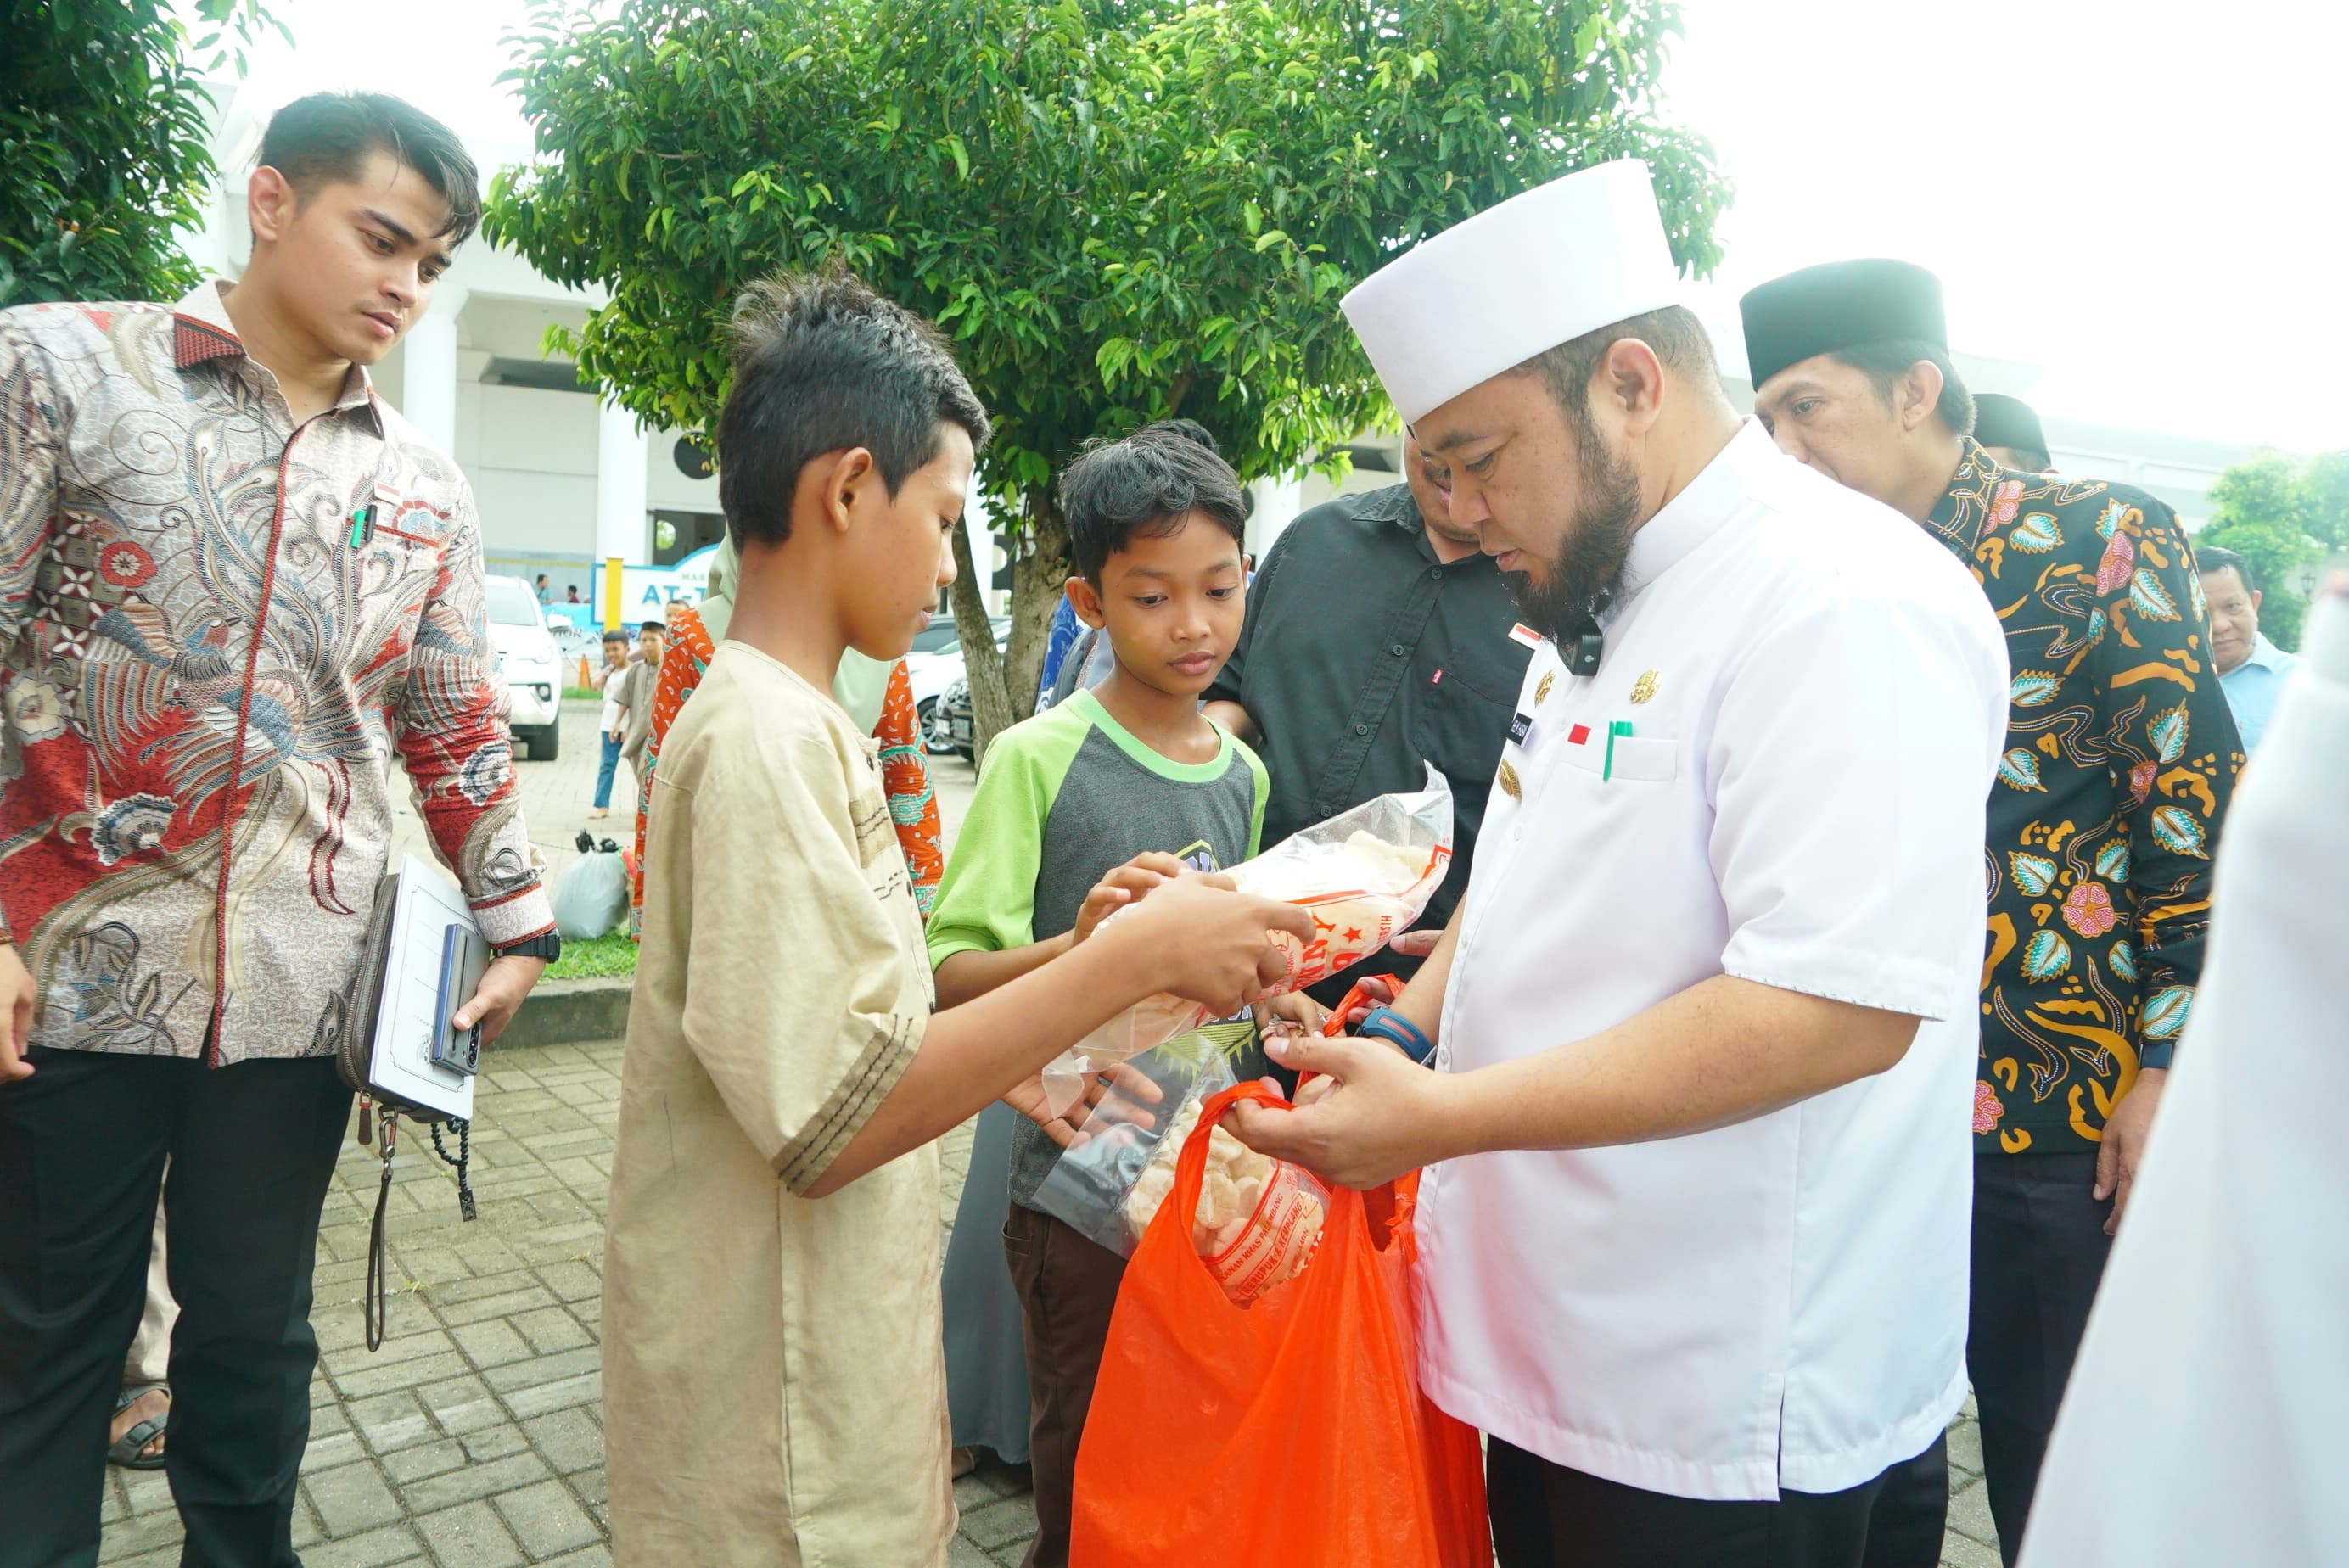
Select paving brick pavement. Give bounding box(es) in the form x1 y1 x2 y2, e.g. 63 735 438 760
97 699 1997 1565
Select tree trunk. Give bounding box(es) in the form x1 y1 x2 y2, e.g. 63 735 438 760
948 485 1071 767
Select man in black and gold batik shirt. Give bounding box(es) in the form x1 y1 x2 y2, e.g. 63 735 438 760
1741 260 2242 1568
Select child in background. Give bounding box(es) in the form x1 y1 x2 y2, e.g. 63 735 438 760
598 272 1311 1565
588 628 631 819
925 424 1326 1568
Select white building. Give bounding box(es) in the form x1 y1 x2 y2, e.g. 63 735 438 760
186 90 2268 611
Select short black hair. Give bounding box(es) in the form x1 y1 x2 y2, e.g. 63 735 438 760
717 266 991 550
1830 339 1976 438
255 92 481 245
1062 424 1248 582
602 629 630 644
1130 417 1255 520
638 620 664 637
1522 305 1719 438
2195 544 2256 594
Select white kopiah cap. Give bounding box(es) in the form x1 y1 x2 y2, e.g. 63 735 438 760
1341 159 1682 425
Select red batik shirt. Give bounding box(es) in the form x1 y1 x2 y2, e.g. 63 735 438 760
0 282 552 1064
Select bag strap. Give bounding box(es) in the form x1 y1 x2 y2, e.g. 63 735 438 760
364 1113 397 1352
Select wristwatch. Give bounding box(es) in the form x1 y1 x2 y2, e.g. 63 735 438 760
496 932 563 964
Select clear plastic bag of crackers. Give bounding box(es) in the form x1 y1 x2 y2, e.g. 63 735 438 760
1036 766 1453 1119
1036 1050 1332 1308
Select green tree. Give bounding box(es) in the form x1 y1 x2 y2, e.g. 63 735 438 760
1 0 286 307
489 0 1728 750
2197 448 2349 652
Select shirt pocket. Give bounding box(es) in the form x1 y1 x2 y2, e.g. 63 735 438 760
1560 734 1679 783
1410 664 1516 787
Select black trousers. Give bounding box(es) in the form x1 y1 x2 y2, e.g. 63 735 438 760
0 1047 352 1568
1488 1436 1890 1568
1865 1152 2112 1567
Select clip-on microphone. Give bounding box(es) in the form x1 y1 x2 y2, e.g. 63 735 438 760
1565 614 1605 678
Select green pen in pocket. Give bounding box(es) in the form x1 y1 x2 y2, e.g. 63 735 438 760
1602 720 1634 781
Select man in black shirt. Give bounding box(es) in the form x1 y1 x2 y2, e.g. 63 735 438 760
1204 436 1532 999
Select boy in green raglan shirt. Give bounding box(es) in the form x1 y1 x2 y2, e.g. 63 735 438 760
926 423 1326 1567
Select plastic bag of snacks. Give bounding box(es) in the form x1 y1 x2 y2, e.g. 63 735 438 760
1072 1081 1492 1567
1035 1045 1329 1308
1036 768 1452 1117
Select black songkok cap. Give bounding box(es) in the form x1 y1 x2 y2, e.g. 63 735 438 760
1739 260 1948 390
1971 393 2047 455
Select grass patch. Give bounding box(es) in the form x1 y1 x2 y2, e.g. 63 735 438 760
547 932 638 982
562 686 601 701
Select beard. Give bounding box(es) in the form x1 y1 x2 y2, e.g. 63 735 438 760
1504 430 1645 643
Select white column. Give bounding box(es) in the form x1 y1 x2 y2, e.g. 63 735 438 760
1249 475 1305 557
400 286 465 458
596 400 650 565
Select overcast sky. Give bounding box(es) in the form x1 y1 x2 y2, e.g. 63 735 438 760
221 0 2346 451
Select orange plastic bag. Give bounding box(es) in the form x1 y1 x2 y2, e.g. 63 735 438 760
1070 1081 1490 1568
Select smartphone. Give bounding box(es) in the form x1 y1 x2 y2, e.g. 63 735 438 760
430 922 490 1077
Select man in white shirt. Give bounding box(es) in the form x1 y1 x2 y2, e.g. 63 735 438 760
1231 160 2011 1566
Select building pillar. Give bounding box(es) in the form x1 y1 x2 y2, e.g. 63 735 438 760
1250 475 1305 557
400 287 466 458
596 399 650 567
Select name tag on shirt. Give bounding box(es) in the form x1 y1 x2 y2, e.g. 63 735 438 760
1509 709 1534 747
1507 623 1541 650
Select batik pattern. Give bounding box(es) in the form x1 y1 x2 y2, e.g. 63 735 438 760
1922 441 2241 1153
0 284 551 1064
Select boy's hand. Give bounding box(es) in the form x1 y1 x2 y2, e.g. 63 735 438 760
1071 852 1187 945
1112 875 1316 1017
1254 991 1328 1039
1004 1059 1167 1148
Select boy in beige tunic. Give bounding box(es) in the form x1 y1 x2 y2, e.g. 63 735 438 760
601 270 1312 1565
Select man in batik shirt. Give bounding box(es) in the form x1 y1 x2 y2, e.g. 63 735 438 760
1741 260 2243 1567
0 94 552 1561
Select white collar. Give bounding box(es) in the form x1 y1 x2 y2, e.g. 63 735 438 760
1617 419 1777 600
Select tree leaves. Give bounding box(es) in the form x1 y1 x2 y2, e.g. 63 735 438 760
485 0 1729 745
3 0 284 308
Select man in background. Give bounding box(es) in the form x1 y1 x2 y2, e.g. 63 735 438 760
1741 258 2242 1565
2199 545 2300 750
1201 433 1529 1002
1971 392 2052 473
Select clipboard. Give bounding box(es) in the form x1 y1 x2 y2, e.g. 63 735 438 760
336 854 490 1123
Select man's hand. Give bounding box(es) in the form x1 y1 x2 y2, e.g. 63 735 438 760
1200 699 1259 746
1254 990 1328 1040
2094 1067 2167 1235
451 954 547 1047
1388 928 1442 960
1223 1031 1460 1190
1004 1059 1167 1150
1071 852 1186 945
1110 875 1317 1017
0 944 35 1084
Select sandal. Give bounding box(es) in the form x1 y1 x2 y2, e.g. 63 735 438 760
108 1382 169 1470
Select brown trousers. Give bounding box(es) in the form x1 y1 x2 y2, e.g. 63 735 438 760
1003 1202 1128 1568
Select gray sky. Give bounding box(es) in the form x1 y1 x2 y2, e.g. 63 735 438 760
226 0 2345 451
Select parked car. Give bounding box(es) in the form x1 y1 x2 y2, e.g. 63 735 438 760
484 574 565 760
905 614 1009 755
941 675 975 764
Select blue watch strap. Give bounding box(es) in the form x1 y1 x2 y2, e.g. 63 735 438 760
1356 1006 1436 1067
